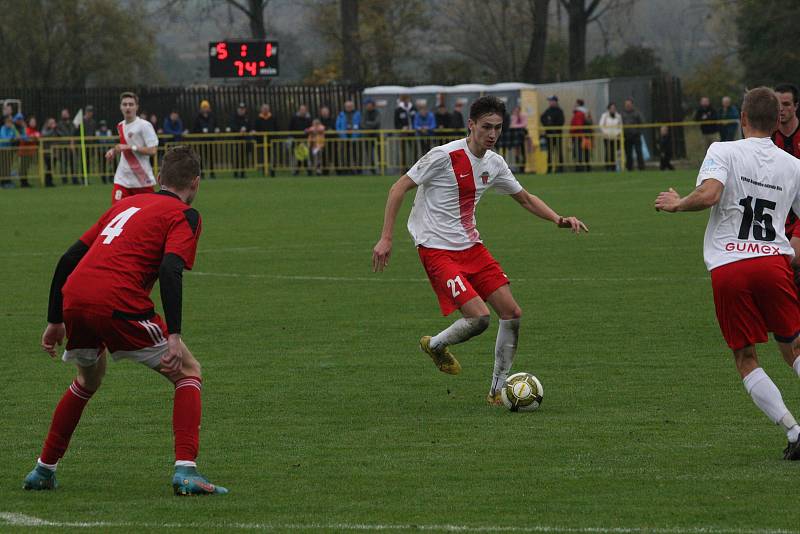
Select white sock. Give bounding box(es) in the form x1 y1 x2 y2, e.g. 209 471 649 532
430 316 490 350
175 460 197 468
793 356 800 377
490 318 520 394
743 368 797 440
37 458 57 472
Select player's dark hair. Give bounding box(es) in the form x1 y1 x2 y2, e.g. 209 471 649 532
120 91 139 105
469 96 506 121
160 146 201 189
742 87 779 133
774 83 799 105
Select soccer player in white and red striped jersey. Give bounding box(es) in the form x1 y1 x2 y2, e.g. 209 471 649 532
104 92 159 204
372 96 588 405
655 87 800 460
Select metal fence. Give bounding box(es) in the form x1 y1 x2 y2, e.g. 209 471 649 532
0 119 741 187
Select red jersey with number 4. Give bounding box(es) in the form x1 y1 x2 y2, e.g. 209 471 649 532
62 190 201 316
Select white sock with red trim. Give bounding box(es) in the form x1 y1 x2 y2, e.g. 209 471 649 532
792 355 800 377
430 316 490 351
743 367 800 442
490 319 520 395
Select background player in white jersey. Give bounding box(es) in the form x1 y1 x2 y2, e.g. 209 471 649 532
104 92 159 204
372 96 588 405
655 87 800 459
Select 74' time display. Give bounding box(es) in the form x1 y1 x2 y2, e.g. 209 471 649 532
209 41 279 78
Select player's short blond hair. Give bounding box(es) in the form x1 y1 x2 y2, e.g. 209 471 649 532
120 91 139 104
160 146 200 189
743 87 779 133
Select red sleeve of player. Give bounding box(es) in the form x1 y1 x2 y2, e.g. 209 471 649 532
164 208 202 269
78 210 110 246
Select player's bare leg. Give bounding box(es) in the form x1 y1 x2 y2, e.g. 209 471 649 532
421 297 490 375
155 341 227 495
735 344 800 459
485 285 522 405
24 354 107 490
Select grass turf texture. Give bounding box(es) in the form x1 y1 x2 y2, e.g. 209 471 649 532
1 171 798 533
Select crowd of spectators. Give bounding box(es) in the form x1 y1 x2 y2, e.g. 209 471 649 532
0 91 746 186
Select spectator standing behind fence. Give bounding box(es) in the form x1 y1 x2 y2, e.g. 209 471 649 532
163 110 184 142
254 104 277 177
18 114 38 188
56 108 78 184
413 102 436 157
149 113 162 135
306 118 326 175
621 98 645 171
82 106 96 137
450 101 466 131
394 94 416 170
289 104 312 176
509 105 528 172
569 100 591 172
316 106 335 175
40 117 57 187
695 96 719 151
95 120 114 184
0 115 16 188
192 100 219 178
719 96 740 142
228 102 252 179
540 95 565 173
434 103 451 130
361 99 381 174
658 125 674 170
599 102 622 171
336 100 361 175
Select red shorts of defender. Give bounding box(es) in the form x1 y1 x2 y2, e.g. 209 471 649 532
64 308 168 354
418 243 510 316
711 255 800 350
112 184 154 204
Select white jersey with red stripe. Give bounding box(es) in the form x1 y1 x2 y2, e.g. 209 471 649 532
698 138 800 270
406 138 523 251
113 117 159 188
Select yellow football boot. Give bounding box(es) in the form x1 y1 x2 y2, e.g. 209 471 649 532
419 336 461 375
486 391 503 406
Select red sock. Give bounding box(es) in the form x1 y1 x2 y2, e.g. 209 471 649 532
40 380 95 465
173 376 202 462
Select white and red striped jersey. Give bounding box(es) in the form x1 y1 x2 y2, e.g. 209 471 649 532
406 138 523 250
114 117 159 188
698 138 800 270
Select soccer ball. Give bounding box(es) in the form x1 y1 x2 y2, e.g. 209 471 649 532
501 372 543 412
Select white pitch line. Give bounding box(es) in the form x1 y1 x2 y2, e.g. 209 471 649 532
0 513 796 534
188 271 709 284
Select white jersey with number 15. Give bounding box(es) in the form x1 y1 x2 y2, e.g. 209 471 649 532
698 137 800 271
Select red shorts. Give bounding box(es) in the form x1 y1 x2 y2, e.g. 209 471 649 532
64 308 168 354
418 243 509 316
112 184 154 204
711 255 800 350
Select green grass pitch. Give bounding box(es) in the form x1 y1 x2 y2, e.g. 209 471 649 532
1 171 799 533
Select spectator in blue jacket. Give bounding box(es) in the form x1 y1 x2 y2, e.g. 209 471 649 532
414 102 437 154
719 96 739 142
163 110 184 141
1 114 17 188
336 100 361 174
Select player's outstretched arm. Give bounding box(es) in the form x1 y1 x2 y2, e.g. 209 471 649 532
510 189 588 234
373 175 418 272
654 179 723 213
42 240 90 358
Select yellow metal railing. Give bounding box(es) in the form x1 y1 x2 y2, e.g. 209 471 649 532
0 119 742 186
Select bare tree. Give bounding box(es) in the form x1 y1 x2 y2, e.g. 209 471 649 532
561 0 631 79
340 0 363 84
224 0 270 39
441 0 550 82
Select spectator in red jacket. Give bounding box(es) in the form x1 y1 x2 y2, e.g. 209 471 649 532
570 99 592 172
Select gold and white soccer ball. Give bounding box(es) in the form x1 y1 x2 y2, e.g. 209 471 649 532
501 372 543 412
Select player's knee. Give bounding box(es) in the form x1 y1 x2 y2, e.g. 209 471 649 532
472 314 491 335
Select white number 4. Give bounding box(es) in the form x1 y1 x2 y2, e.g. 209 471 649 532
100 207 141 244
447 276 467 298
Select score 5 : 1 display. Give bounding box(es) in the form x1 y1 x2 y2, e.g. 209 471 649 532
209 41 279 78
